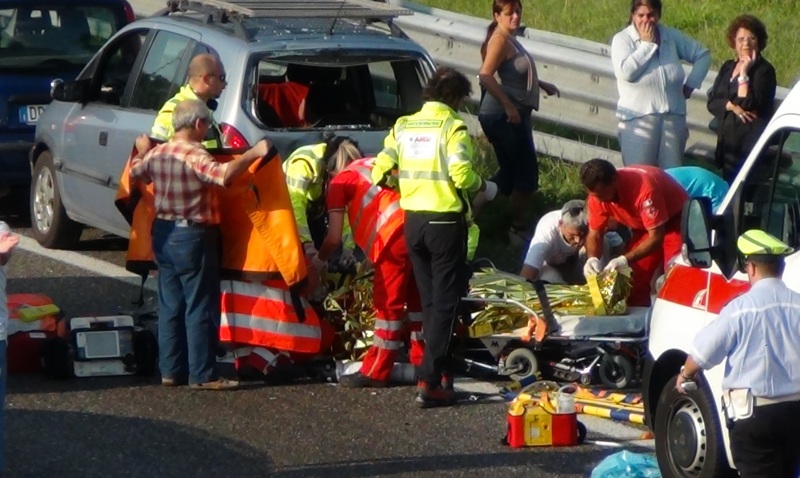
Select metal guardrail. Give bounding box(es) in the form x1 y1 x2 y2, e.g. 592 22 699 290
386 0 791 166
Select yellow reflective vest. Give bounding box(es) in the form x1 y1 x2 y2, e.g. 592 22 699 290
372 101 483 214
283 142 354 249
150 85 222 149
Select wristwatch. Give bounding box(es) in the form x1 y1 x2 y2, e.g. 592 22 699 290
738 74 750 84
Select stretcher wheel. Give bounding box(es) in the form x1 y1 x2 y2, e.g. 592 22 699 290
505 348 538 382
599 353 634 389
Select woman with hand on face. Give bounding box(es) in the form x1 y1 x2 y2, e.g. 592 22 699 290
611 0 710 169
707 15 776 184
477 0 560 247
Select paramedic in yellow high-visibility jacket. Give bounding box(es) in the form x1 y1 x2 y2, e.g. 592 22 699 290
151 54 225 149
283 136 360 264
372 67 498 409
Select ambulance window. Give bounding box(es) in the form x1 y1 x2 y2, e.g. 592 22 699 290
739 130 800 249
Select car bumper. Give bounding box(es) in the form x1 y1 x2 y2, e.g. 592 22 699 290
0 138 34 186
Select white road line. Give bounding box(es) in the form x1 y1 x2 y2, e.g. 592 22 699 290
16 235 158 292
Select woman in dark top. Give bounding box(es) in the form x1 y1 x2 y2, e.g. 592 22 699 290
476 0 560 246
707 14 776 184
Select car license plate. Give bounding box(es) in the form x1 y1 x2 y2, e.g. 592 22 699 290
19 105 47 125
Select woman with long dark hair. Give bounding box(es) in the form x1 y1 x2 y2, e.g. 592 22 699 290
477 0 559 246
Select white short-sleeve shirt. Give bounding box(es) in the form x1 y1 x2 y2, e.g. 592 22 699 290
524 210 623 270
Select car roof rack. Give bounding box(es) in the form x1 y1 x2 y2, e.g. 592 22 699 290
157 0 413 41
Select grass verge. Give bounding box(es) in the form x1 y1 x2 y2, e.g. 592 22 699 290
415 0 799 87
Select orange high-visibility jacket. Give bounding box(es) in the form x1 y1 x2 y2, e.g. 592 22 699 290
115 145 327 354
335 158 404 263
115 146 306 285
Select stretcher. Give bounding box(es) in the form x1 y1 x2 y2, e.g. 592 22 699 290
455 284 649 390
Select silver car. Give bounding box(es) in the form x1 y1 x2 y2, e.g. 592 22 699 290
31 0 435 248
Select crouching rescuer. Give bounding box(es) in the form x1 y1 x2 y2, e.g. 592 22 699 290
677 230 800 478
314 155 424 388
372 67 497 407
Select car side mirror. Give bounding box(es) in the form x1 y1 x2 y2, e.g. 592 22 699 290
681 197 714 268
51 78 90 103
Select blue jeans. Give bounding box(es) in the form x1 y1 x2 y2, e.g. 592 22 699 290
0 340 6 473
151 219 221 385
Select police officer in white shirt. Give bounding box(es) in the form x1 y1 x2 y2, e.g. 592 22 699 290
519 200 623 284
677 229 800 478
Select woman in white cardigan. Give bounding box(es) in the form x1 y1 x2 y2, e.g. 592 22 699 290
611 0 710 168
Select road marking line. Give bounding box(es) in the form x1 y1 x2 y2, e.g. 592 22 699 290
16 235 157 292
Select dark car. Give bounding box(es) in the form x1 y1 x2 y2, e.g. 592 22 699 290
0 0 134 191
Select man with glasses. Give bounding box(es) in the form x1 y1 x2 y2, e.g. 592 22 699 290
520 199 623 285
151 53 228 149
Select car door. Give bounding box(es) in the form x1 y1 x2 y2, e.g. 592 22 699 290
57 28 151 235
61 28 197 235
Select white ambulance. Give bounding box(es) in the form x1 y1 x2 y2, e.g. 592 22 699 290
644 84 800 477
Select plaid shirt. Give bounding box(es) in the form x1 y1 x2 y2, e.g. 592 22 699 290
130 140 229 224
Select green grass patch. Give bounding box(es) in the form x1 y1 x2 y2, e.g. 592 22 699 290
415 0 800 87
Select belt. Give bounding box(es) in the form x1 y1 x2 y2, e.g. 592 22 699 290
754 391 800 407
155 217 213 228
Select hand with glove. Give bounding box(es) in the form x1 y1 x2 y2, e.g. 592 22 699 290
483 180 498 201
604 255 628 272
583 257 601 278
311 253 328 272
338 248 357 269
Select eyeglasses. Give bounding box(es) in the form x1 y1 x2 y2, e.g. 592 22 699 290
735 36 757 44
208 73 227 82
564 206 584 218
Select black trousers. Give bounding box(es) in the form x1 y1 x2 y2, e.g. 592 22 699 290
729 400 800 478
404 211 467 386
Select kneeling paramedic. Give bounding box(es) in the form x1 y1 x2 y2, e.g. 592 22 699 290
315 156 424 387
677 230 800 478
372 67 498 408
284 136 361 266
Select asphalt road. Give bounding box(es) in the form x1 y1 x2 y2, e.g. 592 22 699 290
0 196 656 478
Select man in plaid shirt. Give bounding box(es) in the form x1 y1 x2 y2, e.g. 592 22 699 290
131 99 268 390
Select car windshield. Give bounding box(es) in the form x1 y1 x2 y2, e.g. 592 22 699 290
0 4 122 71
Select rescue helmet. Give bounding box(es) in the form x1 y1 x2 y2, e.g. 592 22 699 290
737 229 793 258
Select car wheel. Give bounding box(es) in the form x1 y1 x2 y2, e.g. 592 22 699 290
599 353 634 389
506 348 538 382
655 375 734 478
30 151 82 249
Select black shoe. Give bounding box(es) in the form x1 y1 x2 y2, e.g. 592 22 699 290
338 372 388 388
415 381 457 408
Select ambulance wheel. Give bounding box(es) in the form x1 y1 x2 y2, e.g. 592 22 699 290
506 348 538 382
655 376 734 478
134 330 158 376
599 353 633 389
40 337 73 379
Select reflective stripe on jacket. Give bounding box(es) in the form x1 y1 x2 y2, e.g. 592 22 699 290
220 279 324 354
150 85 222 149
283 142 354 248
372 101 483 214
341 158 404 263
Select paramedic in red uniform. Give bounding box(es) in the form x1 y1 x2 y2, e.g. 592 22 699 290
579 158 687 306
314 156 424 388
